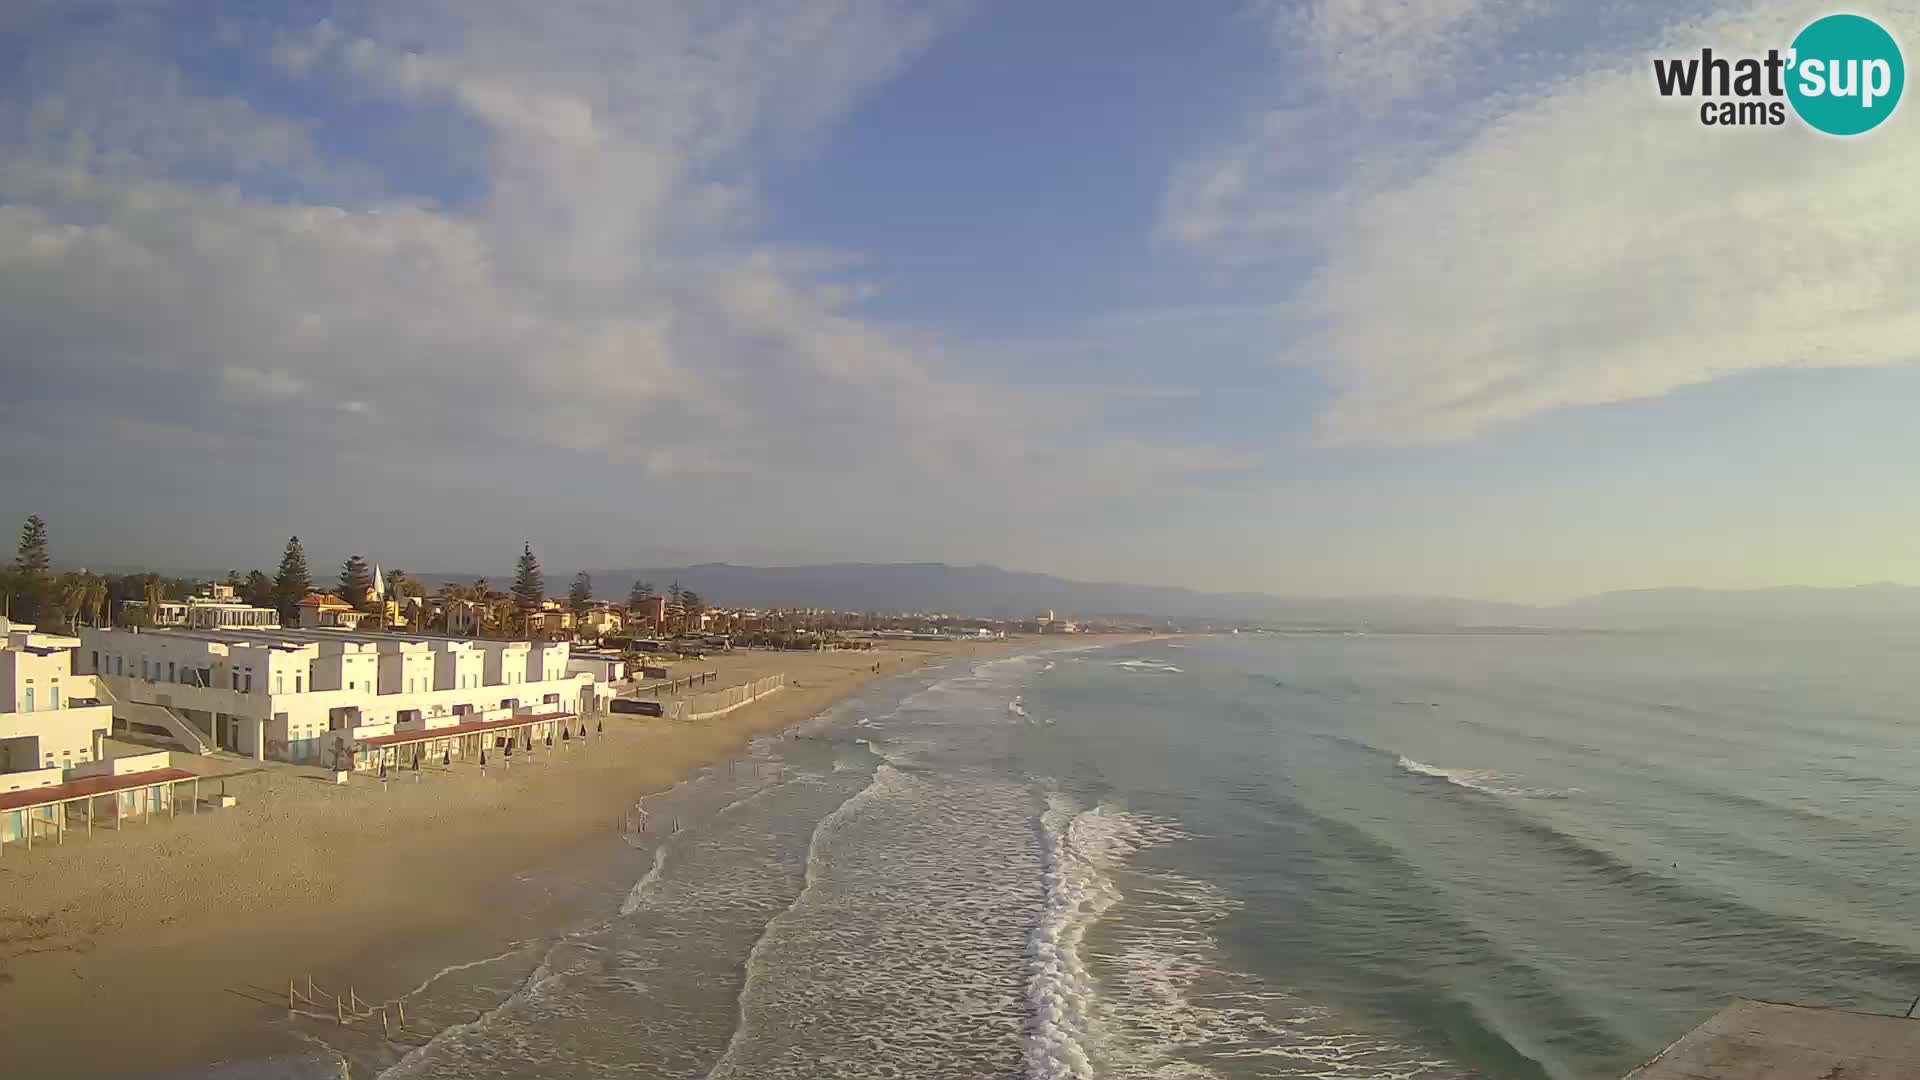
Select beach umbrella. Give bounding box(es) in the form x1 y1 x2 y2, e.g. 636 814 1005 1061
413 748 422 771
596 719 603 734
545 731 553 748
441 748 450 767
504 741 513 758
378 758 388 781
562 726 571 742
480 749 487 766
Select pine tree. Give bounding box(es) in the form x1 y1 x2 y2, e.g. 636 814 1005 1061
512 543 544 611
12 515 51 621
568 571 593 614
243 570 274 609
272 536 313 622
681 589 706 631
340 554 374 609
15 515 50 576
667 582 685 634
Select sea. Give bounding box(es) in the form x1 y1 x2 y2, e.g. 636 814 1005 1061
206 630 1920 1080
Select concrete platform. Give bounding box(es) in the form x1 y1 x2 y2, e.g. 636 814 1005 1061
1625 999 1920 1080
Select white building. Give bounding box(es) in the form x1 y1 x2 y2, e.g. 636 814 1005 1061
123 583 280 631
78 625 616 769
567 651 628 683
0 619 115 780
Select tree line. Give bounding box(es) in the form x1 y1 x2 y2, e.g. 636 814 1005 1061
1 516 712 642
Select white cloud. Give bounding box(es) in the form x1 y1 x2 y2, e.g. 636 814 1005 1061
1269 0 1508 105
2 0 1248 532
1172 0 1920 445
219 366 306 401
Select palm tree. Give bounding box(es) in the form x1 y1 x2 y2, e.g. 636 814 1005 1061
54 573 108 633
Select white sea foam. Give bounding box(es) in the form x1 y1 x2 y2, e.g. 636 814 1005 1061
1396 757 1566 800
1115 659 1184 673
706 764 904 1076
619 840 674 916
1010 697 1029 717
400 943 534 1001
1026 798 1192 1079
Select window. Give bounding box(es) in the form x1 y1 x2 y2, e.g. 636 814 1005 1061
276 674 284 694
169 661 176 682
244 672 253 693
295 674 303 692
49 688 59 710
23 688 34 713
232 671 241 690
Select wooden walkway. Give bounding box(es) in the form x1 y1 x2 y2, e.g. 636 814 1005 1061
1625 999 1920 1079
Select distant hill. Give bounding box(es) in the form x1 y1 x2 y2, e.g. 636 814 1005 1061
548 562 1535 627
1555 583 1920 627
128 558 1920 629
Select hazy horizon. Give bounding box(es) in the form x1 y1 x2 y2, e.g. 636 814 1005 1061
4 2 1917 605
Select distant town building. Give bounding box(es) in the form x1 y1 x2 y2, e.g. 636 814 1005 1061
122 583 281 631
577 605 624 639
295 592 373 629
631 595 667 630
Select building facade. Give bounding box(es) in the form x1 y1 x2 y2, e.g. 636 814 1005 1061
0 620 115 781
123 584 281 631
78 626 612 768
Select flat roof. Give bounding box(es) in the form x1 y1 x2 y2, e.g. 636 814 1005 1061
355 712 579 749
0 768 197 813
1625 999 1920 1080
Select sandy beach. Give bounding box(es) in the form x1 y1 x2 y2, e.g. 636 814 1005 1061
0 639 1031 1078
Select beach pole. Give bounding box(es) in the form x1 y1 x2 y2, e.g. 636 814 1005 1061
88 797 93 837
309 974 316 1002
397 999 407 1028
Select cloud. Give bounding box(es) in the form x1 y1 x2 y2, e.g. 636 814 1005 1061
1266 0 1510 106
1171 0 1920 445
2 0 1248 523
218 366 306 402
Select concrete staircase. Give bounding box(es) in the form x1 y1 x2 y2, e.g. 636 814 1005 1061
91 678 213 756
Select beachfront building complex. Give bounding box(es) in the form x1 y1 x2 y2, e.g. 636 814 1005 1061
0 618 114 780
77 625 616 768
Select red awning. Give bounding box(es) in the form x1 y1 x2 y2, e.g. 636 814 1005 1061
355 712 577 749
0 768 197 813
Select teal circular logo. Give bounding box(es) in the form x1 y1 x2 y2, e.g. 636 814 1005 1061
1787 14 1905 135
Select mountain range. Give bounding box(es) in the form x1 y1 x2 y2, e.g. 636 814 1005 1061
122 560 1920 630
407 563 1920 630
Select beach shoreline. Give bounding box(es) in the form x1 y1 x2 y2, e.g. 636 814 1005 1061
0 638 1087 1078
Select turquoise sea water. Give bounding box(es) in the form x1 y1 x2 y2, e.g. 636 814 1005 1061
256 631 1920 1080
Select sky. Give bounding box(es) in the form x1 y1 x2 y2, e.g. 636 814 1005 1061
2 0 1918 604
